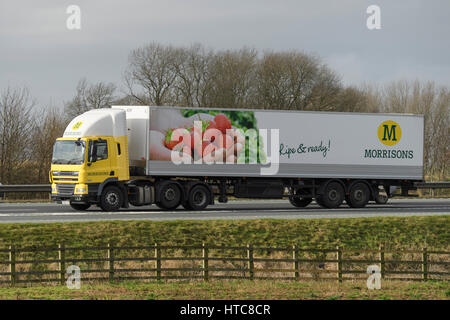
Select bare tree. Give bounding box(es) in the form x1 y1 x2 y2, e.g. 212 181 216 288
363 80 449 181
172 43 214 108
206 48 257 108
0 87 35 184
31 106 67 183
428 86 449 180
334 87 368 112
64 78 117 120
255 51 340 110
305 65 342 111
125 43 179 106
359 83 383 113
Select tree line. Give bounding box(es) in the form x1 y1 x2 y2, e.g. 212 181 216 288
0 42 448 186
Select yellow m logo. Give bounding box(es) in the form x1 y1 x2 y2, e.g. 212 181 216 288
378 120 401 146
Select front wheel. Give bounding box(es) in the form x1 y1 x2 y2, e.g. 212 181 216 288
70 202 90 211
100 186 123 211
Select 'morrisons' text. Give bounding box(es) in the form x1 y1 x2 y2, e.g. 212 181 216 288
364 149 413 159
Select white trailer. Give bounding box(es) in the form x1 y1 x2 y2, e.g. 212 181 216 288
50 105 424 211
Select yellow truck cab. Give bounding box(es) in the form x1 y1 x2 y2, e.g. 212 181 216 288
50 108 130 211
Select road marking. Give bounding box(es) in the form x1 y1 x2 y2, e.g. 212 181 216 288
0 209 448 218
0 208 37 212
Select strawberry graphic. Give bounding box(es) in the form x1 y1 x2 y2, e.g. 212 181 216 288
214 114 231 134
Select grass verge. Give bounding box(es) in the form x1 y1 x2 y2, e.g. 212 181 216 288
0 216 448 250
0 280 448 300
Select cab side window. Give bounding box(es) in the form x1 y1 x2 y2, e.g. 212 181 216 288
95 141 108 161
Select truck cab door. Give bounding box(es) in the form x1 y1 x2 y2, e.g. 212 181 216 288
86 138 112 183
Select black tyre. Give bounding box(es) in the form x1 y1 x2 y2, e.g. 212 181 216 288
181 202 193 210
100 186 123 211
289 196 313 207
315 196 326 208
347 182 370 208
188 185 210 211
289 188 312 208
375 193 389 204
155 203 165 210
70 202 91 211
157 183 181 210
319 182 344 209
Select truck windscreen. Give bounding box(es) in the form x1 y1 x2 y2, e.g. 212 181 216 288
52 140 85 164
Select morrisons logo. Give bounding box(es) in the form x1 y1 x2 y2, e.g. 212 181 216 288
378 120 401 146
364 120 413 160
364 149 413 159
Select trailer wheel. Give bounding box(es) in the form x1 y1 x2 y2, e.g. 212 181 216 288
289 189 312 208
289 196 312 208
318 182 344 209
315 196 326 208
346 183 370 208
187 185 210 211
100 186 123 211
157 183 181 210
375 194 389 204
181 202 193 210
70 202 90 211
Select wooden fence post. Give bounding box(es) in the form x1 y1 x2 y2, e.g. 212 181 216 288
247 244 254 280
9 245 16 286
336 246 342 283
422 247 428 281
155 243 161 280
58 243 66 285
202 242 209 281
379 244 385 279
107 243 114 281
292 245 299 280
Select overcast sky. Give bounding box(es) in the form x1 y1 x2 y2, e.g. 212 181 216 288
1 0 449 108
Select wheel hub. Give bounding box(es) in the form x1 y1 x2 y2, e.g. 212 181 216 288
328 190 338 201
354 189 363 201
193 191 206 206
106 193 118 205
165 188 176 201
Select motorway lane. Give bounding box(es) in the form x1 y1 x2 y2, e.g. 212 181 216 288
0 199 448 223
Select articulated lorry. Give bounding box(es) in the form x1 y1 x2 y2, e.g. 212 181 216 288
50 106 424 211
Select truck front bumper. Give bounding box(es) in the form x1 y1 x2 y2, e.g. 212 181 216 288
51 194 94 204
51 183 99 204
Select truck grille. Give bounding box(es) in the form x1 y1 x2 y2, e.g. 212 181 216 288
53 171 79 176
56 183 75 195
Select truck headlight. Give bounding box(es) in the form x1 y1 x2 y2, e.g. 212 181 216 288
51 184 57 193
74 184 88 194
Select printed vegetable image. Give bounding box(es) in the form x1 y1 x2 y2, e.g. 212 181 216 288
180 109 267 163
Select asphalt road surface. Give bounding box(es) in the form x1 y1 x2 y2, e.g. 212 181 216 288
0 199 448 223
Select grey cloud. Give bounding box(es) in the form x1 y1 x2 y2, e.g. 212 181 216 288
0 0 448 107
